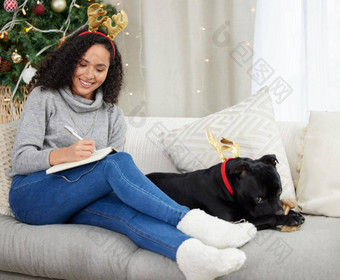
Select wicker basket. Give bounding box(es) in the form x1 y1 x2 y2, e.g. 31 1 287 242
0 86 29 124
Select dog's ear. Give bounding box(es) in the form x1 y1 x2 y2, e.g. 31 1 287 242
231 163 249 178
259 154 279 167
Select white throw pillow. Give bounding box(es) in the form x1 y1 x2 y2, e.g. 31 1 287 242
296 111 340 217
0 124 17 216
158 87 296 202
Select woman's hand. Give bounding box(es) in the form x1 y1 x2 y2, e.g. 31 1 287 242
49 139 96 166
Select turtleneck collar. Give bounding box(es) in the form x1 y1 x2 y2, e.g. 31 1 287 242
58 86 104 113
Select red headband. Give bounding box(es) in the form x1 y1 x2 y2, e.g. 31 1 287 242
78 31 116 60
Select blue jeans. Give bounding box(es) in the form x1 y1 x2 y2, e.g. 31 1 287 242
9 152 191 260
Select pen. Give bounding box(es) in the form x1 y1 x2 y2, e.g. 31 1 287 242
64 125 83 140
64 125 97 152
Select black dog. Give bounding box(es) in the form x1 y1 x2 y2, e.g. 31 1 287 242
147 154 305 230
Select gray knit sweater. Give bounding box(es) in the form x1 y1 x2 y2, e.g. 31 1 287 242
7 86 126 177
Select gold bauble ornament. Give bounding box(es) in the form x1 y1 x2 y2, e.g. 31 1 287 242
11 49 23 64
51 0 67 13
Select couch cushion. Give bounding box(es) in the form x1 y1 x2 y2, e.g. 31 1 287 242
0 270 55 280
296 111 340 217
0 215 184 280
0 123 18 216
157 87 296 203
228 215 340 280
276 121 306 187
1 214 339 280
124 116 196 174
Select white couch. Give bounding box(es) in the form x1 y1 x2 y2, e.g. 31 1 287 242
0 116 339 280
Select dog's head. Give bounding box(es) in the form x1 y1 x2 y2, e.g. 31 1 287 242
226 154 284 218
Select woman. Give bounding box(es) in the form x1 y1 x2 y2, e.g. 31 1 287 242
7 27 256 280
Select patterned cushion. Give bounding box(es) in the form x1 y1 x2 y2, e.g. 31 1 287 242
0 124 17 216
158 87 296 202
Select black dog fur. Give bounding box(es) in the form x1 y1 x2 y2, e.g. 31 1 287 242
147 154 305 230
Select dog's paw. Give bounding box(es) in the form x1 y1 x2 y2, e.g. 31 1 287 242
285 211 305 226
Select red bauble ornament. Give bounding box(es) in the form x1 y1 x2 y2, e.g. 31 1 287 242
3 0 18 13
33 3 45 16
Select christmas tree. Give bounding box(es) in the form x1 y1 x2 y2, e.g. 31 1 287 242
0 0 116 99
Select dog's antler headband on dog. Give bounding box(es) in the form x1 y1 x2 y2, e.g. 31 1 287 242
78 3 128 60
206 128 240 196
205 128 240 161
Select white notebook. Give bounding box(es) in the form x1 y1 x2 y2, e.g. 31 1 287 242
46 146 116 174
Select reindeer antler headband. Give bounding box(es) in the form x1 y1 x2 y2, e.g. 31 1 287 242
205 127 240 161
78 3 128 60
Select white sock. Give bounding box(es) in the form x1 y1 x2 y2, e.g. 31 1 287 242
177 209 256 248
177 238 246 280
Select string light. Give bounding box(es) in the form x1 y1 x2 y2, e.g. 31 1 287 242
125 63 129 67
0 32 7 39
201 27 206 31
251 8 256 12
59 36 66 47
205 58 210 62
23 26 32 33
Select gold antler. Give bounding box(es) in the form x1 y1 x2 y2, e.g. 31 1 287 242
220 137 240 158
103 10 128 40
206 128 227 162
88 3 109 31
205 127 240 162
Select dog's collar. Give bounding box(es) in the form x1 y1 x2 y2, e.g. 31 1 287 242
221 158 233 196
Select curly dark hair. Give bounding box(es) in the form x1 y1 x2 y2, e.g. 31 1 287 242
29 26 124 104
